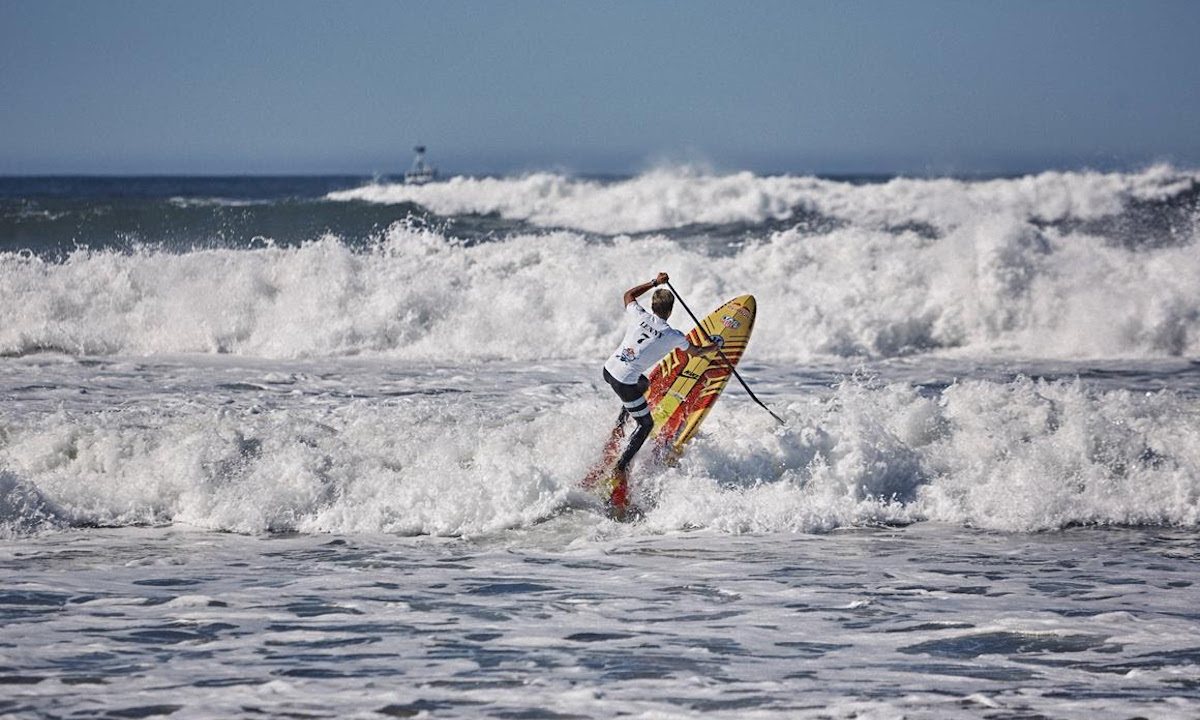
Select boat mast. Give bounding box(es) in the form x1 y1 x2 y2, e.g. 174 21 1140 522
410 146 429 174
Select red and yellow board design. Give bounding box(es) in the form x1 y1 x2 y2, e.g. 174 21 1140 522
583 294 757 518
646 294 757 461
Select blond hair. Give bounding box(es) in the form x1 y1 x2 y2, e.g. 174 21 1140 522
651 288 674 318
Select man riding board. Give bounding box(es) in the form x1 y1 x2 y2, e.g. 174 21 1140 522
599 272 720 511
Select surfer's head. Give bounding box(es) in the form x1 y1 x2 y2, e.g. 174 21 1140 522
651 288 674 319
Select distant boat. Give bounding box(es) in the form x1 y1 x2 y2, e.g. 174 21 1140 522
404 145 438 185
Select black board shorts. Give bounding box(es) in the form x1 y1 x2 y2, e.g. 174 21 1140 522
603 368 649 403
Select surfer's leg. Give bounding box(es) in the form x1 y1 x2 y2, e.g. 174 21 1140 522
603 369 632 452
600 408 629 464
603 369 653 472
615 375 652 471
616 408 653 471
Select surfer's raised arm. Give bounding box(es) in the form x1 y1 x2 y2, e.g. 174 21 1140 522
622 272 670 306
622 273 720 357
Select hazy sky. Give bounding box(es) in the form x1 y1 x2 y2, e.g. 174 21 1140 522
2 0 1198 175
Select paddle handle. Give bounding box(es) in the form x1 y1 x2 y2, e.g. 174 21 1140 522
665 280 785 426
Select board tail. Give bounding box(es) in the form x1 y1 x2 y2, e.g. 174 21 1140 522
606 468 629 511
581 423 640 520
582 422 625 491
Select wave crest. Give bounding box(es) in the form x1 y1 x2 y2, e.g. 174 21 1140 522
2 209 1198 361
328 164 1198 236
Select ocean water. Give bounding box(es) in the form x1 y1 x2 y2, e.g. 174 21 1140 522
1 167 1199 719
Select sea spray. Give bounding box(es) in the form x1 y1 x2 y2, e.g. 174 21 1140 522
327 164 1198 236
3 214 1197 360
3 375 1196 535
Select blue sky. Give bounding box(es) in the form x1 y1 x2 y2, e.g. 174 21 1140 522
2 0 1198 175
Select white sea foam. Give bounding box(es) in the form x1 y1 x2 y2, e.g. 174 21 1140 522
2 371 1196 536
327 164 1198 234
2 210 1197 360
6 172 1199 720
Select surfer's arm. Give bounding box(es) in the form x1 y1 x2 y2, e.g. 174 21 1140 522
622 272 670 306
683 334 724 358
684 340 721 358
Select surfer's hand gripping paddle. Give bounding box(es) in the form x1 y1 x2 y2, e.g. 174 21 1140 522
665 280 786 426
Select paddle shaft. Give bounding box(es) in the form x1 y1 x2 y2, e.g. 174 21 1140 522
664 280 785 425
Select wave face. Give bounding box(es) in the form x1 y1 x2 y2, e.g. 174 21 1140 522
3 169 1199 361
2 375 1196 535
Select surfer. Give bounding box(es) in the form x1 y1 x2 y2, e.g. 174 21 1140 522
602 273 720 494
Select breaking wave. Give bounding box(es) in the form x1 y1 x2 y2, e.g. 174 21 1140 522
2 211 1197 361
327 164 1199 237
2 377 1196 536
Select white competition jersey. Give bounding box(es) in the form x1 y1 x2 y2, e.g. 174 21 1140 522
603 301 689 384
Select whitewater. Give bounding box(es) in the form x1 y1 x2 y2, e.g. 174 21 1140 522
2 167 1199 719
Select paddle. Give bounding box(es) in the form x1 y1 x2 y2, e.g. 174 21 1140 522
665 280 786 426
